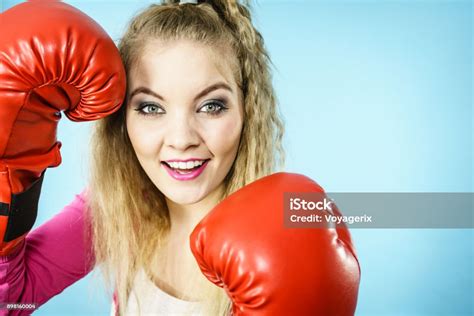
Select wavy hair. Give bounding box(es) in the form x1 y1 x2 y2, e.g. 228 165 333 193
87 1 285 315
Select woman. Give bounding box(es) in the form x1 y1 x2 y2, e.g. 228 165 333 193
89 0 284 314
0 0 359 315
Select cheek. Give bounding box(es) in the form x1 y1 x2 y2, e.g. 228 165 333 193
126 114 163 159
205 116 243 160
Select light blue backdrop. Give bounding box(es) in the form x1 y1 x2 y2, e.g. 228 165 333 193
2 0 472 315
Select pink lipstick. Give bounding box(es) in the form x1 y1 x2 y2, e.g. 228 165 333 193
162 159 209 181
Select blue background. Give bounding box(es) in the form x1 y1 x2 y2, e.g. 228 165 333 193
2 0 472 315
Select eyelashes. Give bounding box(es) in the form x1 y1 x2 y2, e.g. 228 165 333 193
134 99 229 117
134 103 164 116
199 101 229 115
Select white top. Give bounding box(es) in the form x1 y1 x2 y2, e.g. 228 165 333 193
110 268 204 316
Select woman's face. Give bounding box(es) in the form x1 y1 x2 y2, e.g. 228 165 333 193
126 39 243 205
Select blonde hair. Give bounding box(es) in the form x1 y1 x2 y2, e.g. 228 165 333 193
87 1 284 315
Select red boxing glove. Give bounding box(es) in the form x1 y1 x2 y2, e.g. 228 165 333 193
190 173 361 315
0 1 126 256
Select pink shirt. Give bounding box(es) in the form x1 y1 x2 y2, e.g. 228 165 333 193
0 192 94 316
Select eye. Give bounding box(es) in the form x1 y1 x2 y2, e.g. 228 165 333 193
135 103 165 116
199 100 228 116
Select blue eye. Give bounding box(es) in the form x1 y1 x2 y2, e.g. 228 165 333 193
135 103 165 116
199 101 228 115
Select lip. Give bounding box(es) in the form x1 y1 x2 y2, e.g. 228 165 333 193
164 158 208 163
162 159 209 181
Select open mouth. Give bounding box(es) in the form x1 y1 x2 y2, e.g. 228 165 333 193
161 159 209 173
161 159 210 180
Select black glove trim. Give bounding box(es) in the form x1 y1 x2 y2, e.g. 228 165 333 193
3 172 45 242
0 203 8 216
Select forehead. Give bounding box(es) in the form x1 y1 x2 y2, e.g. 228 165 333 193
130 39 239 89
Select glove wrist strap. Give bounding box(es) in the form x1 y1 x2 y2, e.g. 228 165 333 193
1 172 45 242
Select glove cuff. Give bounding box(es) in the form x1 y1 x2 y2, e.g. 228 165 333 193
1 171 45 243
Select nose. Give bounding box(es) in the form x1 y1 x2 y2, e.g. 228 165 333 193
164 112 200 151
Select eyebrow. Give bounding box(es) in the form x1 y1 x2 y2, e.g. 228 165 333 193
129 82 233 103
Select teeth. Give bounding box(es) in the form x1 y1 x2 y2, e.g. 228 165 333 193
168 160 205 170
193 160 205 168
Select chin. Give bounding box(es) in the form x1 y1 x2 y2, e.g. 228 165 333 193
162 189 207 206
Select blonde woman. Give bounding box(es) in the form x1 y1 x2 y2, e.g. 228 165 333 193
0 1 360 315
